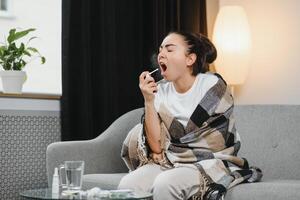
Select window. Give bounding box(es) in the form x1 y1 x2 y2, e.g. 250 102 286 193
0 0 8 11
0 0 61 96
0 0 13 18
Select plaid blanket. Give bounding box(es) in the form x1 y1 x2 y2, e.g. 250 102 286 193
121 73 262 200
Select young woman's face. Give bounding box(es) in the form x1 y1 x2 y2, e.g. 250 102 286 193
157 33 194 81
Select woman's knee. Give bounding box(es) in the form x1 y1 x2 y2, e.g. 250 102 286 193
118 172 154 192
118 174 139 190
118 163 162 192
151 167 200 199
152 173 172 189
152 172 182 198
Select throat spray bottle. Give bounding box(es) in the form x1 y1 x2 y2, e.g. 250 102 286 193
52 167 59 196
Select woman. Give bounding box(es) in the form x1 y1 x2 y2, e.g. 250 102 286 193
119 31 262 200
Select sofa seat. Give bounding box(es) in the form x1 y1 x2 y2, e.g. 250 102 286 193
226 179 300 200
82 173 127 190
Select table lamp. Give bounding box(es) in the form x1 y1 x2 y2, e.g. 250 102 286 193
212 5 252 96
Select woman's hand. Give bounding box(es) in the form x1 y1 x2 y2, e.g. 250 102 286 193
139 71 158 103
151 152 164 163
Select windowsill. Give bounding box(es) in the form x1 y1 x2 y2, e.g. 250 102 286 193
0 11 15 19
0 92 61 100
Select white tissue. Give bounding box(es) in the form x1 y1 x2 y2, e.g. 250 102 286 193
61 187 134 199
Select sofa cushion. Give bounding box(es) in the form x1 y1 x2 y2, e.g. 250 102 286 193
225 179 300 200
82 173 127 190
234 105 300 180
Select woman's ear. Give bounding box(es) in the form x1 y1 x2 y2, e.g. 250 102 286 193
186 53 197 66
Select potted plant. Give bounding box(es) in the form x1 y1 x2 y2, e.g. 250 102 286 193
0 28 46 94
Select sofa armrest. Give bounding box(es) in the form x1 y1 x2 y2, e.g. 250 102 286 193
46 135 127 187
46 108 144 187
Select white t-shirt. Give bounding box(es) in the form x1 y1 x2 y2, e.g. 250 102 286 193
154 73 218 127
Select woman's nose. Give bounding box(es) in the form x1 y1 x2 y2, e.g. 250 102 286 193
158 51 165 60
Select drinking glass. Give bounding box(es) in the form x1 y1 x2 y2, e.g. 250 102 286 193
60 161 84 191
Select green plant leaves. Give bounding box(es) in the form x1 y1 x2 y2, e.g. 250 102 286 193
41 56 46 64
7 28 36 44
8 29 16 42
23 50 31 57
27 47 38 53
0 46 4 57
27 36 38 45
3 62 11 70
0 28 45 71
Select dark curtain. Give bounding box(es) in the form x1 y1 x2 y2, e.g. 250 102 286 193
61 0 208 141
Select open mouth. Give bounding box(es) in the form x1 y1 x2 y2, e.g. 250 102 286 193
159 62 167 72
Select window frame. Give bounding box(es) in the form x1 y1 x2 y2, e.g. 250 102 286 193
0 0 14 19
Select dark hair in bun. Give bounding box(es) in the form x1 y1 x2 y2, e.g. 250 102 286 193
169 31 217 75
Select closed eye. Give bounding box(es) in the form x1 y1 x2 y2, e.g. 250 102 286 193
159 44 177 53
158 48 173 53
167 47 175 52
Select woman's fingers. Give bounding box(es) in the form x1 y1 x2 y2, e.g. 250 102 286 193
139 71 149 83
140 84 157 96
143 85 157 94
145 75 155 84
139 72 156 91
151 152 163 162
139 71 158 101
148 82 157 88
139 71 155 84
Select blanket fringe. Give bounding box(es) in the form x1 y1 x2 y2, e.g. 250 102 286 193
136 132 150 168
190 169 209 200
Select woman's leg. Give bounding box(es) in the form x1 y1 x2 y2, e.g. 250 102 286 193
152 166 201 200
118 163 163 192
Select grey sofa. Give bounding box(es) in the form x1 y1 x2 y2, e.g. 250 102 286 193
46 105 300 200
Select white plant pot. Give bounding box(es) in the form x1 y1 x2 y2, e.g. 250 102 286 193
0 71 27 94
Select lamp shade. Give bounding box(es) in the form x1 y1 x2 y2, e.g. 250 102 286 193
212 6 251 85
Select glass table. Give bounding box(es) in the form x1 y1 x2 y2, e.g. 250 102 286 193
20 188 153 200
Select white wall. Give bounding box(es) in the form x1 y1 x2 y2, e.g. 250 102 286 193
208 0 300 105
0 0 62 95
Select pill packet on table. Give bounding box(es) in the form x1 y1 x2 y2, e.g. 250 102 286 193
109 189 134 199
